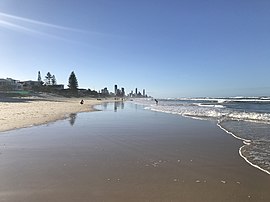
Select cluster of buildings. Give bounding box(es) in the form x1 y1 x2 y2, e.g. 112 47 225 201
0 77 150 98
99 85 127 97
0 78 23 91
0 78 64 91
114 85 125 97
128 88 148 98
100 85 149 98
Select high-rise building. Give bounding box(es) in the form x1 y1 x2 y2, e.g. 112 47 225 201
114 85 117 95
143 89 145 97
135 88 138 95
101 87 109 95
121 87 125 96
116 89 121 96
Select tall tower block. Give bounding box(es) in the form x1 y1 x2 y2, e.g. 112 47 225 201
114 85 118 95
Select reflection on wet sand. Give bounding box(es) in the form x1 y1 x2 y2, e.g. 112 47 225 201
69 113 77 126
102 102 108 110
0 103 270 201
114 101 124 112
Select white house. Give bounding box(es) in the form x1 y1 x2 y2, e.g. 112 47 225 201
0 78 23 91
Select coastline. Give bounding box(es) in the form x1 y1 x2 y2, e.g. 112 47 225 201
145 105 270 176
217 122 270 175
1 102 269 201
0 96 113 133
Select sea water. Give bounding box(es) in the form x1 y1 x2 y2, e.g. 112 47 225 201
133 97 270 175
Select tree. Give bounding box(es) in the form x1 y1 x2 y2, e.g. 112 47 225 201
37 71 44 86
51 75 57 85
38 71 41 83
68 71 78 90
45 72 52 85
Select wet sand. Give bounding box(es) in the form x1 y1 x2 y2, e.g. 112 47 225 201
0 103 269 201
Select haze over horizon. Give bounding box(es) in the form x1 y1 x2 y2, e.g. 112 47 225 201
1 0 270 98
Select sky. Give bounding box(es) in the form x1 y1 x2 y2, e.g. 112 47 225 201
0 0 270 98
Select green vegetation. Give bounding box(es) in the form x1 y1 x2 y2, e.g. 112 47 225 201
52 75 57 85
45 72 52 85
0 90 31 98
37 71 43 85
68 71 78 91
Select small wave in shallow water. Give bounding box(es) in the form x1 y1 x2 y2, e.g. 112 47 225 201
133 98 270 175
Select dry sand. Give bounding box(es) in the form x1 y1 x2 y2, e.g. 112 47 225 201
0 96 108 132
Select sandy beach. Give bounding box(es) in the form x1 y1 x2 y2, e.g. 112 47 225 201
0 95 108 132
0 102 269 201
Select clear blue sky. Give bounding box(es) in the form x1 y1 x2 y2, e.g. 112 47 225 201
1 0 270 98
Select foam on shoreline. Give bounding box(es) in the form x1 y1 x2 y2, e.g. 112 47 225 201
143 104 270 176
239 145 270 175
217 122 270 175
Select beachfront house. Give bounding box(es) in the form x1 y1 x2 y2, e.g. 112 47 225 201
23 81 64 91
50 84 64 90
22 80 42 90
0 78 23 91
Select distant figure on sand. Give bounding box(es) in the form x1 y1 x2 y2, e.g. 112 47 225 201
155 99 158 105
80 99 84 105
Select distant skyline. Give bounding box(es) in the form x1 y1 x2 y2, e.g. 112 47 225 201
1 0 270 98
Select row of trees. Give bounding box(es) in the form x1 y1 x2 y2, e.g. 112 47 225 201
36 71 129 98
37 71 78 90
38 71 57 85
36 71 114 97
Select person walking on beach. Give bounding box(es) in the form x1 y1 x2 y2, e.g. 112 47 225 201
80 99 84 105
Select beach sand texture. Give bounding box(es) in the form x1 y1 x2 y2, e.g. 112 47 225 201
0 103 269 202
0 97 103 132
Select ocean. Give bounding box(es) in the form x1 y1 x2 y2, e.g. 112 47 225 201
133 97 270 175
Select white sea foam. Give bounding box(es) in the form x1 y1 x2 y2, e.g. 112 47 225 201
133 98 270 175
239 145 270 175
137 98 270 123
217 121 251 144
195 103 225 108
178 97 270 103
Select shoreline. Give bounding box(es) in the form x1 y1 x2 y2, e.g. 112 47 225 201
1 102 269 201
0 96 116 133
1 96 269 176
144 106 270 176
217 122 270 175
